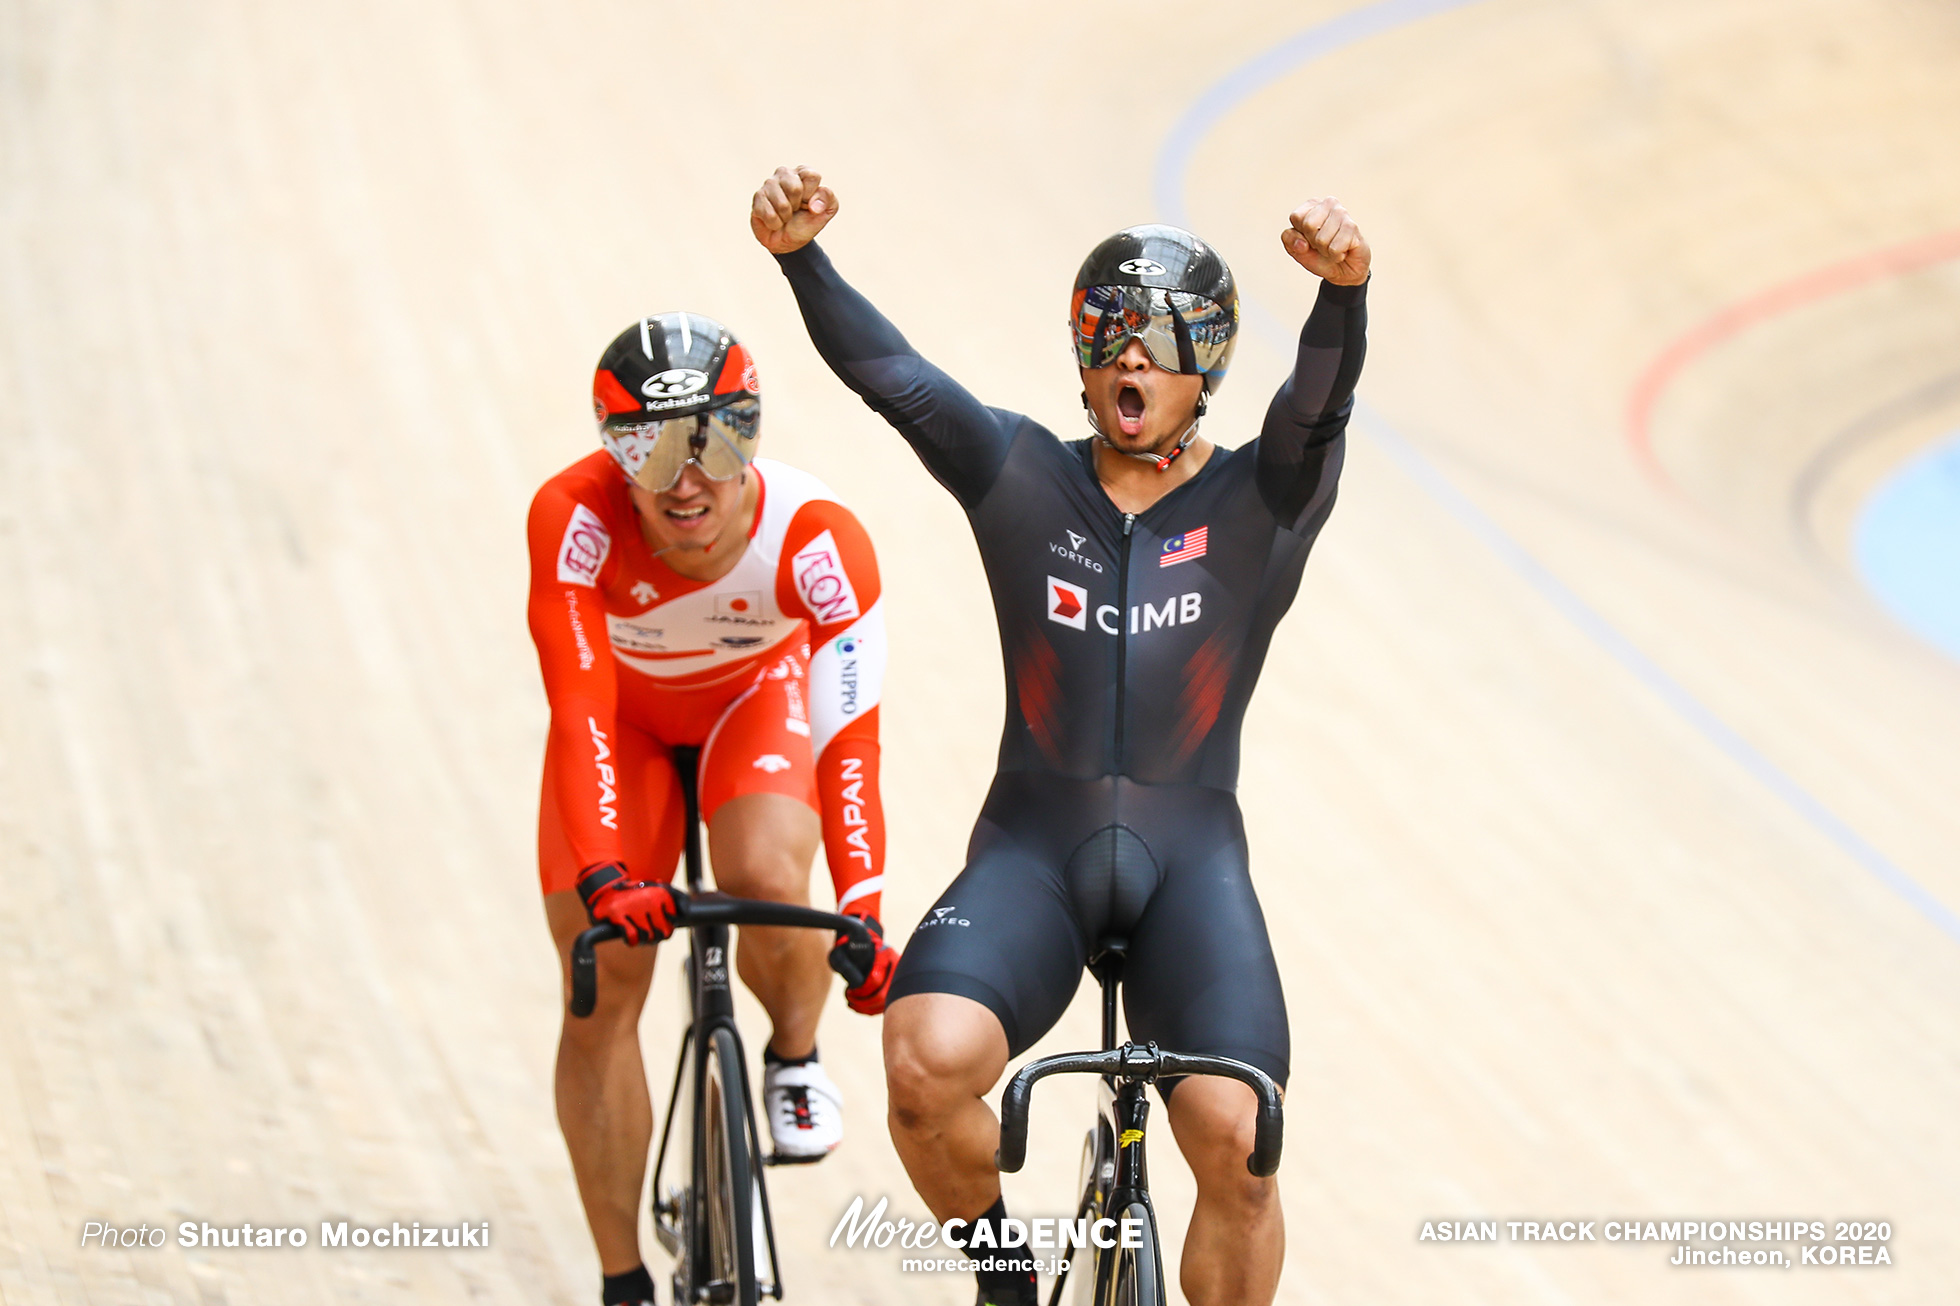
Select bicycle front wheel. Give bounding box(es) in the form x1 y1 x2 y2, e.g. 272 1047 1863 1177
1103 1201 1162 1306
698 1025 761 1306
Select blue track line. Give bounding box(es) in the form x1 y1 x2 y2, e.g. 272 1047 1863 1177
1152 2 1960 947
1855 429 1960 663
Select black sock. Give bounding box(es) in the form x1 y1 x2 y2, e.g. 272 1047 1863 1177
763 1043 817 1067
971 1196 1038 1293
601 1264 657 1305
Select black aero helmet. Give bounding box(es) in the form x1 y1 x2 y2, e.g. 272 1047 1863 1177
591 312 761 491
1071 224 1240 394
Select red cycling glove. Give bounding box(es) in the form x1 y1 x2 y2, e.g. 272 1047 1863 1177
576 862 685 946
829 914 901 1015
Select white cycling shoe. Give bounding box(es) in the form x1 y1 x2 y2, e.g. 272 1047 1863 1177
762 1056 843 1162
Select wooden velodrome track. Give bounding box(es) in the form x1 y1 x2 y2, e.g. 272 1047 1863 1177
4 0 1957 1302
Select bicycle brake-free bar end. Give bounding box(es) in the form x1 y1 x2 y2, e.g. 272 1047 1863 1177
569 946 597 1018
1247 1100 1283 1177
568 923 623 1019
996 1075 1034 1173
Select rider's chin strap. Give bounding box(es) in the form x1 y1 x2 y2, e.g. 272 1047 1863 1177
1083 392 1206 472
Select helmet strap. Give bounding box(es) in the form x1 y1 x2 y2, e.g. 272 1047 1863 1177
1083 391 1204 472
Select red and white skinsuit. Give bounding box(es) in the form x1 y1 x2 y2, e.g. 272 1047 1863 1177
527 452 887 920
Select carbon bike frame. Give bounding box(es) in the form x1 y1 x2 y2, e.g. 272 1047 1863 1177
569 745 875 1304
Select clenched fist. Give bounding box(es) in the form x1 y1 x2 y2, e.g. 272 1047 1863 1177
752 164 839 256
1281 198 1370 286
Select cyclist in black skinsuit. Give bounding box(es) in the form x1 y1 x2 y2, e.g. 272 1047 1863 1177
752 165 1370 1306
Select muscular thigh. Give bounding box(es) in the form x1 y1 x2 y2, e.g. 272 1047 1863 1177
889 817 1087 1058
1121 801 1289 1090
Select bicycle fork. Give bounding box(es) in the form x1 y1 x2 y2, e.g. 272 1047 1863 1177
649 920 784 1302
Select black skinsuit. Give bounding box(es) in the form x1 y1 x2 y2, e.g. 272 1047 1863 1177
777 243 1366 1085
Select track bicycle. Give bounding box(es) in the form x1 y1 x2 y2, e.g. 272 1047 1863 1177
995 942 1283 1306
570 744 876 1306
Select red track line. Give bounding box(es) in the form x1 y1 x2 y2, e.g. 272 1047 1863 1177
1625 226 1960 489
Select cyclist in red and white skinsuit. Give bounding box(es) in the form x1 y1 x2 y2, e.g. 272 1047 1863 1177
530 312 897 1306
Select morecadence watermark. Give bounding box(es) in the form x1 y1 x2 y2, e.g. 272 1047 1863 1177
830 1196 1141 1272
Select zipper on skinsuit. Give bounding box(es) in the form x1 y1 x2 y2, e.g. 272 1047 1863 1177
1113 512 1134 770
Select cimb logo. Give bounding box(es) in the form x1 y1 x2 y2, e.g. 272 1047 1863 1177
642 368 708 399
1047 577 1087 629
1097 592 1202 636
1044 578 1205 636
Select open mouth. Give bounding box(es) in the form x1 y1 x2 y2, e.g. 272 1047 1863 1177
665 504 710 524
1115 383 1146 437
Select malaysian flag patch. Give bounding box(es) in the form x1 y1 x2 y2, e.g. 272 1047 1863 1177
1159 526 1208 567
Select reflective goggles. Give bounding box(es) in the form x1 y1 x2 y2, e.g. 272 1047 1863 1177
600 397 759 493
1070 284 1237 377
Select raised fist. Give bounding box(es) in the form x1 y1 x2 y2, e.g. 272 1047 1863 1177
1281 197 1370 286
752 164 839 256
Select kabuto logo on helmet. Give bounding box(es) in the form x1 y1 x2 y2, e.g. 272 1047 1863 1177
642 368 709 399
592 312 763 486
1118 258 1168 276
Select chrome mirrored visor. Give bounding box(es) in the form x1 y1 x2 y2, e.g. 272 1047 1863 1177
1071 285 1236 376
600 396 759 493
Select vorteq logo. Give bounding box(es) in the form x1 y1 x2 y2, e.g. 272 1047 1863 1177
1118 258 1168 276
1046 577 1087 629
1049 532 1103 573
